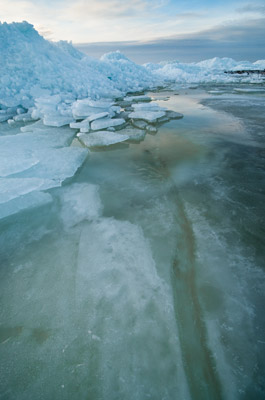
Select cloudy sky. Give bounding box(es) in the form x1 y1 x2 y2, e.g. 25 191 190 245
1 0 265 62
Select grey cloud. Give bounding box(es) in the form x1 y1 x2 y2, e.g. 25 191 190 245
75 18 265 63
236 4 265 14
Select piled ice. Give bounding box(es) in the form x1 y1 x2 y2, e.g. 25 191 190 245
0 22 156 112
145 57 265 84
1 21 264 218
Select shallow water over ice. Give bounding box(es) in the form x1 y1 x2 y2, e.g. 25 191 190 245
1 85 265 400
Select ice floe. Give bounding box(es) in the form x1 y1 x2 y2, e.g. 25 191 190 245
0 191 52 220
90 117 125 131
128 111 166 123
78 131 129 147
116 127 146 142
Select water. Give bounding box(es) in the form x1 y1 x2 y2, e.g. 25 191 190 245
1 85 265 399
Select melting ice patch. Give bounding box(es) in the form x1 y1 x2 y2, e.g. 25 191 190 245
59 183 102 228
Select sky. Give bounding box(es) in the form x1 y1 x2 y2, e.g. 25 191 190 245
1 0 265 62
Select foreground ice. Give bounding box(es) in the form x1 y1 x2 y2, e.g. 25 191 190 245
76 217 189 399
78 131 129 147
0 124 88 219
0 191 52 220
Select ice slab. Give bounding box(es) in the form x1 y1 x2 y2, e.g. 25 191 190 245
90 118 125 131
87 112 110 122
132 103 167 112
78 131 129 147
0 191 52 220
233 88 265 94
72 99 114 119
129 111 166 122
117 127 146 142
146 125 157 133
70 119 90 130
15 147 88 182
0 129 75 153
124 95 151 102
131 120 148 130
59 183 102 228
43 114 74 127
13 112 34 122
0 148 39 177
0 178 55 204
166 111 183 119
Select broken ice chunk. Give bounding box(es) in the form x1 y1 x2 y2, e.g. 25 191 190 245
43 114 74 127
90 118 125 131
124 95 151 102
59 183 102 228
72 99 113 119
132 103 167 112
0 108 17 122
0 148 39 177
131 120 148 130
70 119 90 130
16 147 88 182
166 111 183 119
0 191 52 220
0 178 55 203
117 127 146 142
128 111 166 123
87 112 110 122
78 131 129 147
13 112 34 122
146 125 157 134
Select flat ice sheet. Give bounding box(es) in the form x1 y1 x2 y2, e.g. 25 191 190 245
78 131 129 147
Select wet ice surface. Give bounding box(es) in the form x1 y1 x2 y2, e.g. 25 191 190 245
1 85 265 400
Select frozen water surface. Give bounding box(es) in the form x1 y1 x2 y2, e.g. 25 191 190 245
1 84 265 400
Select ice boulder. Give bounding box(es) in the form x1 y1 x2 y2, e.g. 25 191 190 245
72 99 114 119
